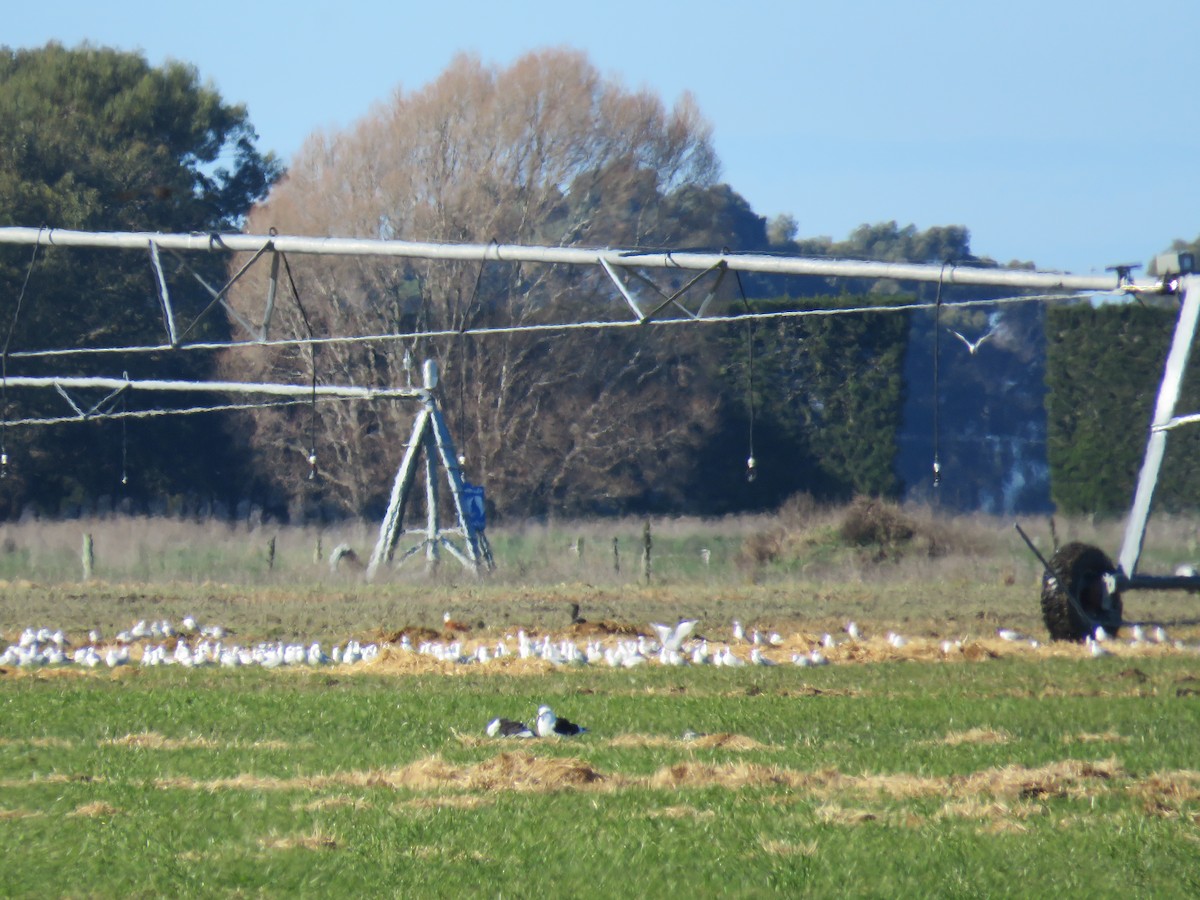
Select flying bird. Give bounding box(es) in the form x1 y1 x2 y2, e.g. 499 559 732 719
948 327 996 355
535 705 588 737
651 620 697 654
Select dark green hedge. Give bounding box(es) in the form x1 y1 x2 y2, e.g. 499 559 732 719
1045 301 1200 515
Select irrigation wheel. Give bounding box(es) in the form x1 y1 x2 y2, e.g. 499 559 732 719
1040 542 1123 642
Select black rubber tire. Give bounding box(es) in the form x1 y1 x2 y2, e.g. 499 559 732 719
1040 542 1123 642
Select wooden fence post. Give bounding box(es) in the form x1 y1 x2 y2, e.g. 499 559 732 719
81 533 94 581
642 521 652 585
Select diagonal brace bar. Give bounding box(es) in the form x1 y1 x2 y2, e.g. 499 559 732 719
147 240 179 346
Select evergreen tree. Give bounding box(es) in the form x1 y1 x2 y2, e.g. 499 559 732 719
0 42 282 517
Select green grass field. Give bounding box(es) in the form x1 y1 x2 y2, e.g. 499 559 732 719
1 507 1199 896
1 657 1199 897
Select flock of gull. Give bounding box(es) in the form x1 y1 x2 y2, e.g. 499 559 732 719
1 613 1192 674
0 616 381 670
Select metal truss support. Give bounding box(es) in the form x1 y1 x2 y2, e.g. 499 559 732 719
599 258 728 323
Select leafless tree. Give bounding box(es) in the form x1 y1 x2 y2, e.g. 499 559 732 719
222 49 727 518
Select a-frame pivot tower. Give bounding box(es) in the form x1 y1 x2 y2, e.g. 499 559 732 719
365 360 492 580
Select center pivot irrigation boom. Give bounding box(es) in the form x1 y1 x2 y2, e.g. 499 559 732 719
0 226 1196 631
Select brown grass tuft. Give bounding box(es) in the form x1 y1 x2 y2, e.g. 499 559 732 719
647 805 716 820
816 803 880 826
1063 731 1127 745
646 761 794 790
0 736 73 748
759 836 819 856
462 752 607 791
260 829 339 851
957 758 1123 799
156 752 610 795
295 796 372 812
941 728 1011 746
68 802 121 818
686 733 772 751
608 732 776 751
0 808 43 820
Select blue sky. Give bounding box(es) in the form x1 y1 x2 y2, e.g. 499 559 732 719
7 0 1199 274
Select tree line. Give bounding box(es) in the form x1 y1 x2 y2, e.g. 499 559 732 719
0 43 1195 523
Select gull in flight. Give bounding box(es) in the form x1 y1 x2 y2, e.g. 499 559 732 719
651 620 697 654
535 705 588 737
948 327 996 355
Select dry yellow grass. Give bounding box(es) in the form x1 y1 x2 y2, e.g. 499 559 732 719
939 728 1012 746
146 753 1142 802
104 732 220 750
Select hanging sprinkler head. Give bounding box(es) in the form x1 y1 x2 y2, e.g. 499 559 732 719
0 451 8 479
746 455 757 483
307 449 318 481
932 457 941 488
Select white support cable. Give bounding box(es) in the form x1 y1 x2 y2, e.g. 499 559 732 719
3 291 1090 362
